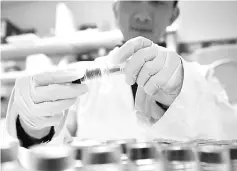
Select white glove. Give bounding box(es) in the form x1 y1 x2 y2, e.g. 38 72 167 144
7 63 89 131
111 37 183 122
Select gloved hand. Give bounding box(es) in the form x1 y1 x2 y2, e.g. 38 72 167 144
111 37 184 123
8 63 89 132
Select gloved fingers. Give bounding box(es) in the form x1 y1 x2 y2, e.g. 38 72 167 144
149 89 177 106
23 114 64 129
135 87 147 114
136 54 166 87
65 61 91 70
112 36 152 64
124 44 158 85
35 98 77 117
135 87 153 120
161 61 183 94
143 52 181 96
33 67 86 86
108 47 120 64
39 115 64 127
31 83 88 103
124 59 136 85
136 110 151 127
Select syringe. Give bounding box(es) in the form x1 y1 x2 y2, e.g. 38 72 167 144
72 65 124 84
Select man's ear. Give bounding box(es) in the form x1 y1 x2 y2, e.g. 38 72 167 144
169 7 180 26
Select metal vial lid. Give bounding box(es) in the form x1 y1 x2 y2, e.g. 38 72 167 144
198 145 228 164
28 144 75 171
82 144 121 165
229 145 237 160
1 140 19 163
127 142 158 161
164 143 196 162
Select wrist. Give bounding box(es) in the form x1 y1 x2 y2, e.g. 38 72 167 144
19 115 52 139
155 101 169 111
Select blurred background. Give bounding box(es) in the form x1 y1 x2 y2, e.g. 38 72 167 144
1 1 237 124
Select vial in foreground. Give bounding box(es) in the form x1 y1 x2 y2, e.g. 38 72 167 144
127 142 164 171
27 144 76 171
82 144 123 171
228 144 237 171
197 144 231 171
106 139 136 162
69 138 102 169
1 140 27 171
163 143 199 171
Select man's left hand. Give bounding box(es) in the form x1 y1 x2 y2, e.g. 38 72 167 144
112 36 183 107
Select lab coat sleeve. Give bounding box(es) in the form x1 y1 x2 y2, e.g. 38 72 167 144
144 58 237 141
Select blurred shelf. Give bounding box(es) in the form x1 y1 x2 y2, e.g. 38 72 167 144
1 29 123 60
1 71 27 84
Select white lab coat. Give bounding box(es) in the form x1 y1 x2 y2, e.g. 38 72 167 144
73 56 149 141
5 57 237 149
75 73 138 140
5 55 237 168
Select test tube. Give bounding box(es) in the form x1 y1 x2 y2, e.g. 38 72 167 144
72 65 123 84
197 144 231 171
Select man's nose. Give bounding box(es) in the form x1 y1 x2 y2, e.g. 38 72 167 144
133 12 152 23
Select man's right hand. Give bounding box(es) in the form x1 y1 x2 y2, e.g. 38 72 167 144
12 63 89 137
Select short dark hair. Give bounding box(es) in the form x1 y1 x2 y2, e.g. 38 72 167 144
174 1 178 7
113 1 178 10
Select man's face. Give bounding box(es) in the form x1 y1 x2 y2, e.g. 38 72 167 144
116 1 176 42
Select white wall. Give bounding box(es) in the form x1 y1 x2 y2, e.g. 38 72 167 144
1 1 116 37
1 1 237 42
178 1 237 43
1 1 57 36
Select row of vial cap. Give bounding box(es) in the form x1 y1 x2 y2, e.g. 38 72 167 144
1 138 237 171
